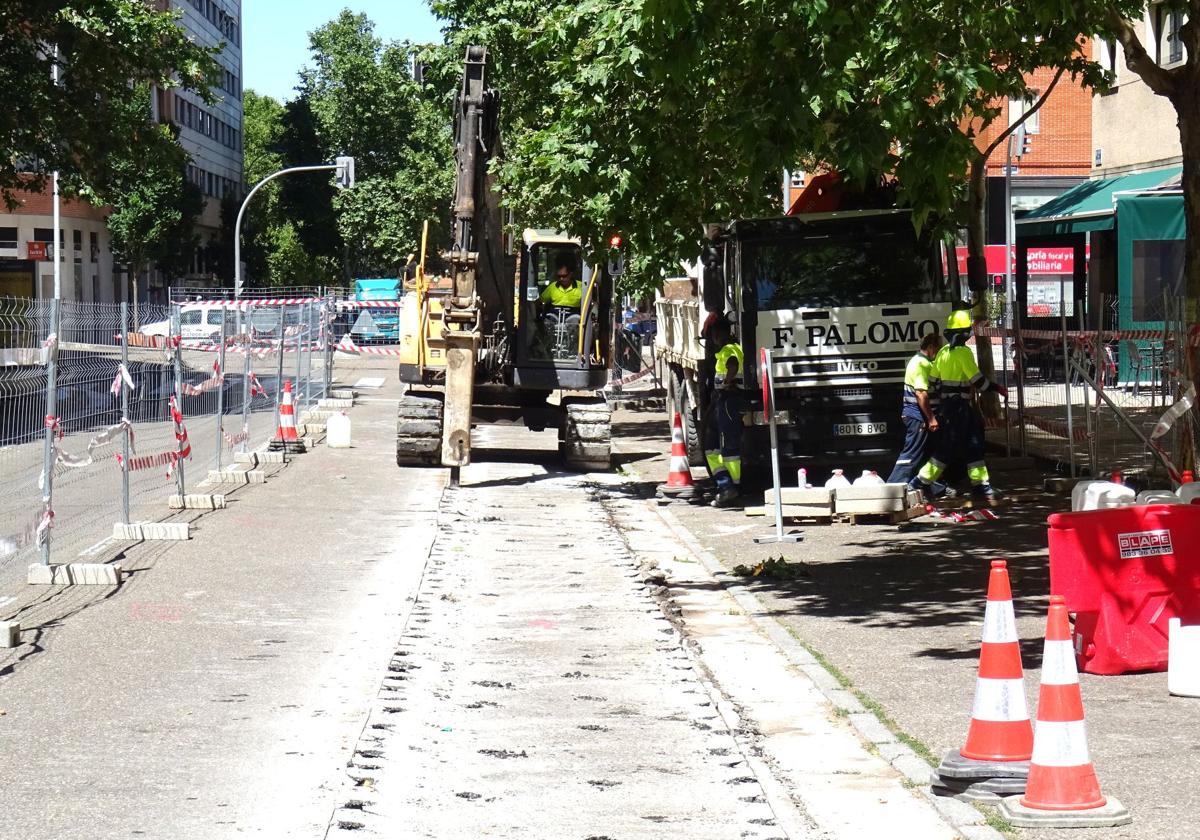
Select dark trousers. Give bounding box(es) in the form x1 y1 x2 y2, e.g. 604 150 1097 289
887 415 930 484
704 390 745 490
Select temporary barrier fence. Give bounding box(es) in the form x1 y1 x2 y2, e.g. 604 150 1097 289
0 296 340 576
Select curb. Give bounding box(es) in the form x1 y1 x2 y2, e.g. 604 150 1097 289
648 498 1005 840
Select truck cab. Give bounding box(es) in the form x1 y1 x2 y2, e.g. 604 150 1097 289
658 209 952 484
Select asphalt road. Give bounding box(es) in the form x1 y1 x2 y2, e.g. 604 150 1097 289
0 357 968 840
614 396 1200 840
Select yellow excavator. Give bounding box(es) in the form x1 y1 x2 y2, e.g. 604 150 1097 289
393 46 618 484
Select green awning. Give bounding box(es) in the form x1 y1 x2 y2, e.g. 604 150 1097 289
1016 166 1182 237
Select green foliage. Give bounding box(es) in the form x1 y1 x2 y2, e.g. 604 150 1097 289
242 11 454 286
104 86 203 285
0 0 217 203
434 0 1149 284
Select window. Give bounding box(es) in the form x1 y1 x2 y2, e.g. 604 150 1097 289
207 309 225 326
72 229 82 263
1009 94 1040 134
748 230 943 309
90 231 99 263
0 227 16 250
1131 240 1185 322
180 310 202 326
1156 7 1185 65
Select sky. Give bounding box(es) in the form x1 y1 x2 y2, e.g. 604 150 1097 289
243 0 444 103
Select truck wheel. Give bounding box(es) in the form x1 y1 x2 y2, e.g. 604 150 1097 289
397 394 443 467
560 399 611 472
679 388 707 469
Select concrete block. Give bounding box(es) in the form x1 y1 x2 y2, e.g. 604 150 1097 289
764 487 833 506
168 494 226 510
112 522 190 541
28 562 123 585
319 398 354 409
207 469 266 486
302 410 334 423
329 388 355 400
1 620 20 647
254 450 286 464
834 483 909 501
233 452 259 467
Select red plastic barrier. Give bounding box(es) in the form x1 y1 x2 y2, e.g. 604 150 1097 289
1047 504 1200 675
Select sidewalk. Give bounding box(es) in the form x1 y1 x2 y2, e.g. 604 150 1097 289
0 363 443 840
613 400 1200 840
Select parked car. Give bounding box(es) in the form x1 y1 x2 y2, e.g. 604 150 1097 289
140 303 228 342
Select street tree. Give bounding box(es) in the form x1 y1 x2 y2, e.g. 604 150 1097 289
104 87 204 313
281 11 454 278
0 0 217 202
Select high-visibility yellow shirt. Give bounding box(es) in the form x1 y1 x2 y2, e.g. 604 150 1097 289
540 280 582 308
931 344 984 400
902 352 935 417
715 342 744 386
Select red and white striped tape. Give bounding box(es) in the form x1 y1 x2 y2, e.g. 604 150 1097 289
180 297 325 308
110 363 134 398
607 367 653 388
168 394 191 478
976 324 1200 347
0 506 52 559
337 300 405 309
335 337 405 356
248 372 265 397
222 424 248 446
180 360 224 396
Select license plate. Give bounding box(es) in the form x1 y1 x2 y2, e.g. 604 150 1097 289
834 422 888 437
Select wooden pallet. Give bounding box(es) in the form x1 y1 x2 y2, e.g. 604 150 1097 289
745 503 927 526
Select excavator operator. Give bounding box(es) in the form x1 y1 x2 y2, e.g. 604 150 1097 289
539 256 583 351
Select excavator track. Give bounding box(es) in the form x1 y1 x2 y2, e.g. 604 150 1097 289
396 394 444 467
560 400 612 472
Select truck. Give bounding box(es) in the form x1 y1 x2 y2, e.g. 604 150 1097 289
350 278 402 342
392 46 617 483
655 209 954 484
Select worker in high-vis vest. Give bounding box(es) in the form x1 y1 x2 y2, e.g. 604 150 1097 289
539 258 584 351
909 307 1006 502
703 316 746 508
886 331 944 485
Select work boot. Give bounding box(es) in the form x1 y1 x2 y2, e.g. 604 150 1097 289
936 485 959 501
711 488 741 508
973 484 1001 503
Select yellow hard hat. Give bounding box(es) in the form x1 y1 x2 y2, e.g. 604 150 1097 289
946 308 973 331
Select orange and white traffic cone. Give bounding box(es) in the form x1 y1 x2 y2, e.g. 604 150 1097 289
934 560 1032 801
655 412 696 500
270 379 307 453
998 595 1131 827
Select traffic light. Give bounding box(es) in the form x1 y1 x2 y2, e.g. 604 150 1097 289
335 156 356 189
606 232 625 276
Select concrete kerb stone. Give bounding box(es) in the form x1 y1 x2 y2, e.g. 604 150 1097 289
207 468 266 486
649 501 1006 840
112 522 190 541
168 494 226 510
27 562 123 585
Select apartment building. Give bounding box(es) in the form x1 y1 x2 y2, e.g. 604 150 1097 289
0 0 243 303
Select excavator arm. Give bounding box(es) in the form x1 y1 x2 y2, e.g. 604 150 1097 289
441 46 498 474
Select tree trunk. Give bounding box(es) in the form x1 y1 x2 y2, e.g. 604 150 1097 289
1173 76 1200 471
967 155 1001 418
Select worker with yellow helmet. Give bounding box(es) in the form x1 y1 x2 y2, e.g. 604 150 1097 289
908 305 1007 502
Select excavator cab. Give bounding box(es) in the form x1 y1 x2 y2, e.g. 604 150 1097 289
512 230 612 391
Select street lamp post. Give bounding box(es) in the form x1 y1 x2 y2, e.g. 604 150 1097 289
233 157 355 300
1005 126 1031 458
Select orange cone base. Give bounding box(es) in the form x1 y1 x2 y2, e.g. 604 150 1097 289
1019 763 1106 812
998 795 1131 828
960 719 1034 763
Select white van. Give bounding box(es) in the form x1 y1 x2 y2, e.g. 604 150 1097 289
139 303 226 341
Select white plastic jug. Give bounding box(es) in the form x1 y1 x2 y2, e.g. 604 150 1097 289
327 411 352 448
852 470 885 486
1074 481 1135 511
1168 618 1200 697
1136 489 1183 505
1178 483 1200 505
797 468 811 488
824 469 851 489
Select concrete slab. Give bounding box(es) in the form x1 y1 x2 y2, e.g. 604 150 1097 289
253 450 285 464
112 522 190 541
206 469 266 486
318 398 354 409
232 452 259 467
27 562 122 585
